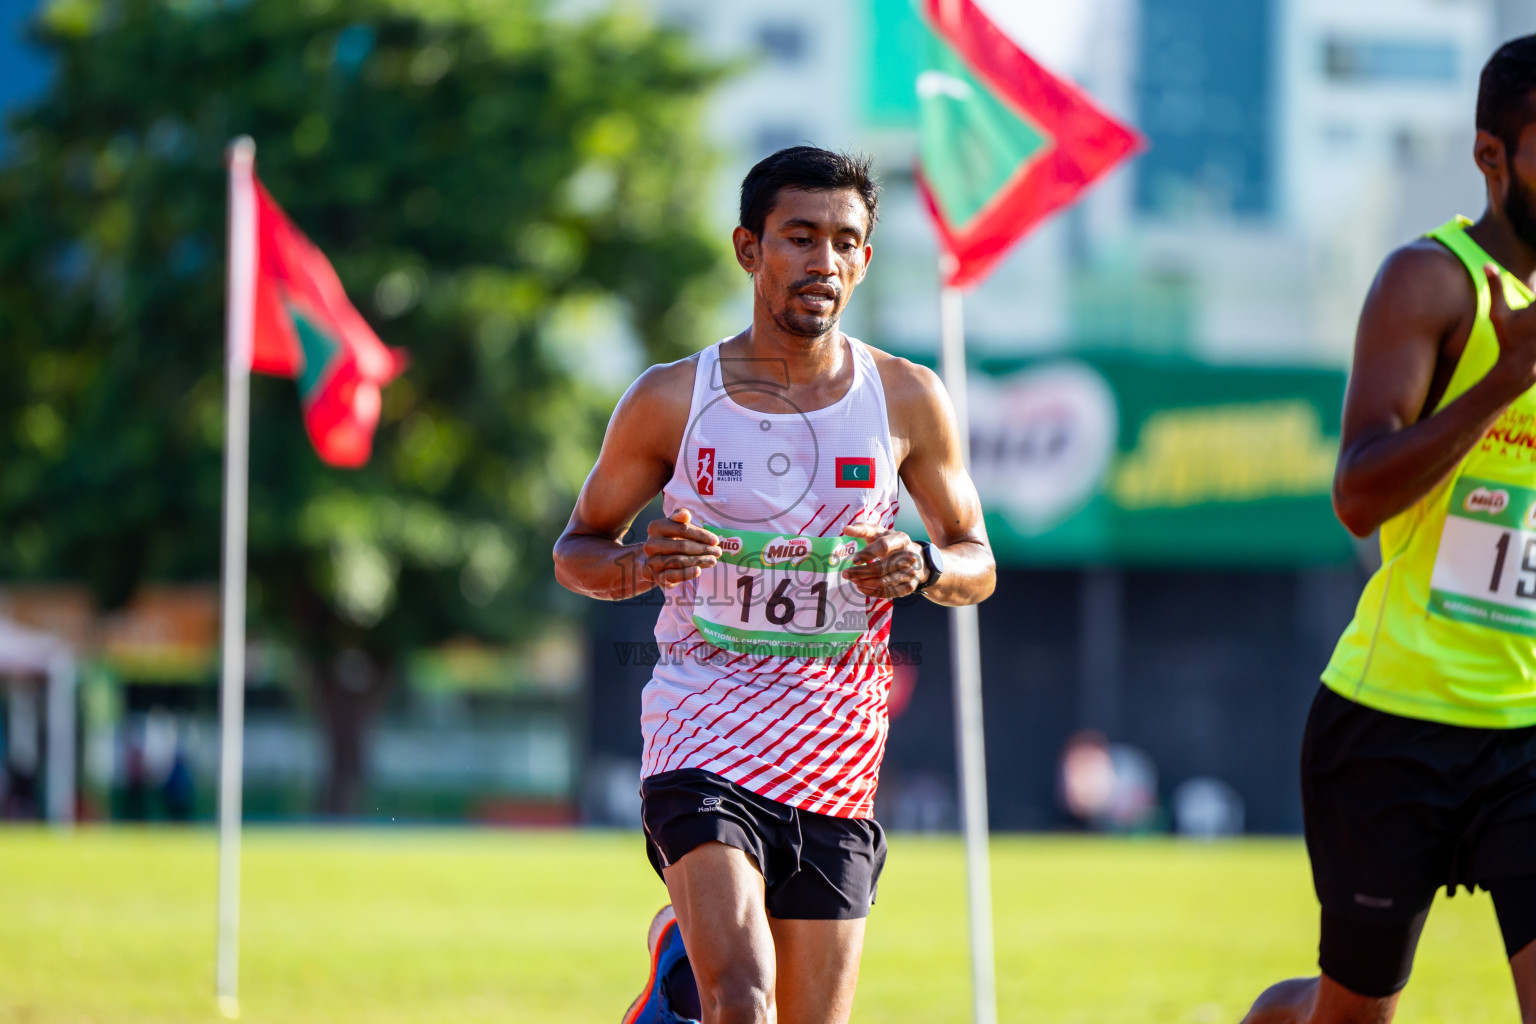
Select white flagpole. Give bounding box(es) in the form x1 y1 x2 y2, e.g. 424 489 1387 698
939 279 997 1024
216 135 257 1021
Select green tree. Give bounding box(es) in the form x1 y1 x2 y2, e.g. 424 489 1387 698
0 0 730 812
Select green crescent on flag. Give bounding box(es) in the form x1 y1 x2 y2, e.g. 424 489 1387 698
916 0 1143 289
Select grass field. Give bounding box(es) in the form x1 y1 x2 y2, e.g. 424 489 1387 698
0 828 1520 1023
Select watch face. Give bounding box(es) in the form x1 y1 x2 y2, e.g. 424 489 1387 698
928 542 945 574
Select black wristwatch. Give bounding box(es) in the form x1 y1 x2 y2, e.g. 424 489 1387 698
915 541 944 592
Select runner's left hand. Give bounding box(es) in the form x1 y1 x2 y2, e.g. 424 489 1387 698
839 522 927 599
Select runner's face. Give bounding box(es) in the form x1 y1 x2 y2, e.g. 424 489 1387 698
1508 121 1536 250
747 188 872 338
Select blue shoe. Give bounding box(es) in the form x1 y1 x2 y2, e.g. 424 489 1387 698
622 905 697 1024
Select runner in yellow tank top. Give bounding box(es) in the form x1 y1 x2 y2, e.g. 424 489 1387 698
1243 36 1536 1024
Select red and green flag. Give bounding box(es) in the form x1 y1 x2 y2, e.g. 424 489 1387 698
836 456 876 488
916 0 1143 289
235 169 406 467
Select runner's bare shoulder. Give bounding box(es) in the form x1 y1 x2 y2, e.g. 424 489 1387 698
863 341 945 395
861 342 951 459
604 354 700 467
1365 237 1478 342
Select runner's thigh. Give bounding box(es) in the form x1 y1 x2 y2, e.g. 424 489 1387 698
664 842 777 1013
768 917 866 1024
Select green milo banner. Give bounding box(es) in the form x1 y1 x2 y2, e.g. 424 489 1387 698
905 353 1354 567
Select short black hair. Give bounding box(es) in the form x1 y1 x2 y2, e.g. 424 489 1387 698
1478 35 1536 151
738 146 880 240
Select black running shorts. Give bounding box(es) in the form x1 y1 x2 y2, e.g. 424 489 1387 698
1302 684 1536 996
640 768 887 921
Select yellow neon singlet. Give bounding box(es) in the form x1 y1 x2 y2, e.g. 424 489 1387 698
1322 217 1536 727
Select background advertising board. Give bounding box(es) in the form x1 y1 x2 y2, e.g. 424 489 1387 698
900 354 1354 567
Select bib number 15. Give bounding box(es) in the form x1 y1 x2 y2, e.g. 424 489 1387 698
1427 477 1536 635
1488 531 1536 598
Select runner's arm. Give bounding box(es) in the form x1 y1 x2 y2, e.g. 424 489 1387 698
1334 248 1536 537
553 364 723 600
881 361 995 607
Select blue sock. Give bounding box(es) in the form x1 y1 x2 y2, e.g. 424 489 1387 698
663 956 702 1021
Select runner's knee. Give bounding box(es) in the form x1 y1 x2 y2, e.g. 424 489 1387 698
701 969 772 1024
1240 976 1317 1024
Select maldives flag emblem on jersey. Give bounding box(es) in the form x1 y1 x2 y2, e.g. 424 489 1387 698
836 457 875 488
236 167 406 467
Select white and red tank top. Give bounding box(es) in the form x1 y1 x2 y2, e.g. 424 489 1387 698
640 335 900 819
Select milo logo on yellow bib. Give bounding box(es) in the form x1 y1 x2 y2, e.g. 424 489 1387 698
1430 476 1536 636
1464 487 1510 515
692 522 870 659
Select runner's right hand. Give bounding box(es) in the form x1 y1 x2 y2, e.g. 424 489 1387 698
643 508 722 588
1485 263 1536 394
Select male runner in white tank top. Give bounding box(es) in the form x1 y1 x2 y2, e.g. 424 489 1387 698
554 147 995 1024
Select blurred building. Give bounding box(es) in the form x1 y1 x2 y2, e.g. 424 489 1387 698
0 585 584 823
610 0 1510 368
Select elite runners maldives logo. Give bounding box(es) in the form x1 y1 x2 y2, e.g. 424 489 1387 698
1484 408 1536 455
836 457 875 488
761 536 813 566
1465 487 1510 515
696 447 715 496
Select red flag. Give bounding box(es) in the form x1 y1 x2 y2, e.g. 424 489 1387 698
234 166 405 467
916 0 1143 289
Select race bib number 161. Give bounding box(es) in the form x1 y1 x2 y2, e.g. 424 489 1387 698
1429 476 1536 636
689 523 870 659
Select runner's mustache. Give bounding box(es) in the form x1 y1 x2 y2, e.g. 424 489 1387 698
791 279 840 300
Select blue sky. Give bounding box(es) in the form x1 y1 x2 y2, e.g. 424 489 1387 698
0 0 50 156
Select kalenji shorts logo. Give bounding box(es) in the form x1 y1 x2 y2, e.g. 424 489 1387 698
761 536 813 567
836 456 875 488
696 447 715 496
700 796 722 811
1465 487 1510 515
717 536 743 554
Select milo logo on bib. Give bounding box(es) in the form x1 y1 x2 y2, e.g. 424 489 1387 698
828 539 859 568
1431 476 1536 636
761 536 812 567
692 522 871 659
1464 487 1510 516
